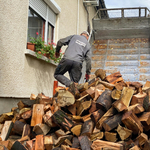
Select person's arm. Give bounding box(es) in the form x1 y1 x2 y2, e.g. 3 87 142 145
56 35 74 53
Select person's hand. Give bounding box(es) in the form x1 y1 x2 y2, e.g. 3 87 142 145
85 74 90 82
55 52 60 58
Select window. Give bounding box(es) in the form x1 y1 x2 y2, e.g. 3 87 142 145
47 24 54 44
27 8 45 42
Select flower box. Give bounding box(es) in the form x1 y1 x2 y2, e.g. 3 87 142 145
27 42 35 51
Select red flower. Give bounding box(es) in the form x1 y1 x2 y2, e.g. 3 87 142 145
36 32 39 35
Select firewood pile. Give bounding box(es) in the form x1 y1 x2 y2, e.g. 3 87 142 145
1 69 150 150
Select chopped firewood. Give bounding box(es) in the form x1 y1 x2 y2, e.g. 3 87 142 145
17 101 28 110
88 77 99 88
43 110 57 128
18 135 30 143
127 104 144 114
30 93 36 100
22 124 30 138
31 104 44 126
64 138 72 146
33 123 50 135
0 145 8 150
96 89 113 111
26 140 34 150
116 124 132 141
44 104 51 112
98 80 115 90
12 120 25 135
105 131 117 142
78 136 92 150
143 140 150 150
61 145 69 150
77 100 92 116
86 87 95 99
103 113 123 132
90 131 103 141
120 87 134 107
96 107 117 130
0 124 4 133
82 114 91 122
95 69 106 81
122 111 143 135
80 119 94 137
66 148 79 150
91 109 105 125
111 89 122 100
21 109 32 120
35 135 44 150
0 114 13 124
105 71 123 84
138 112 150 126
71 124 82 137
0 141 12 150
112 100 127 112
91 140 123 150
115 81 127 91
55 129 67 137
11 141 27 150
77 82 89 92
52 110 74 131
131 92 147 105
1 121 13 141
72 137 80 149
67 104 76 115
71 116 82 122
134 133 148 147
89 102 97 113
129 145 140 150
57 89 75 107
44 136 53 150
94 89 104 101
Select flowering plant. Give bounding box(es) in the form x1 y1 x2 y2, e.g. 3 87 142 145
28 32 63 63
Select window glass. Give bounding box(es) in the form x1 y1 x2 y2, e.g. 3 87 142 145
27 8 45 42
47 23 54 44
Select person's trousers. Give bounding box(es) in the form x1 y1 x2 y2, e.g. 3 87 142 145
54 58 82 87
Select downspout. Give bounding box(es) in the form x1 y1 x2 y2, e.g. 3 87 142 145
77 0 79 35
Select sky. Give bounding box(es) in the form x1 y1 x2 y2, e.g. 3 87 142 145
104 0 150 10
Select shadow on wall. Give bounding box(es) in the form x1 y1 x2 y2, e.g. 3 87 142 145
25 56 56 96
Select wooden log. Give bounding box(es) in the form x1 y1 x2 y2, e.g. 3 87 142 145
129 145 140 150
0 145 9 150
95 69 106 81
22 124 30 138
44 136 53 150
98 80 115 90
77 82 89 92
111 89 122 100
143 140 150 150
18 135 30 143
89 102 97 114
35 135 44 150
116 124 132 141
78 136 92 150
30 93 37 100
72 137 80 149
112 100 127 112
90 131 103 141
138 112 150 126
96 89 113 111
11 141 27 150
85 87 95 99
102 113 123 132
67 104 76 115
90 109 105 125
12 120 25 135
80 119 94 137
88 77 99 88
115 81 127 91
120 87 134 107
91 140 123 150
31 104 44 126
96 107 117 130
143 95 150 112
21 109 32 120
127 104 144 114
131 92 147 105
1 121 13 141
0 114 13 124
33 123 50 135
17 101 28 110
105 131 117 142
66 148 80 150
134 133 148 147
76 100 92 116
71 124 82 137
122 111 143 135
52 110 74 131
0 141 12 150
105 71 123 84
26 140 34 150
57 89 75 107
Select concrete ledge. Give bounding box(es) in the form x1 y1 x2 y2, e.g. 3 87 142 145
25 49 58 66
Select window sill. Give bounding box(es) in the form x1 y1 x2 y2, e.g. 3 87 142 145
25 49 58 66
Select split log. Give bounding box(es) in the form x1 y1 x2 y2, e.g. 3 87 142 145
80 119 94 137
11 141 27 150
138 112 150 126
95 69 106 80
88 77 99 88
116 124 132 141
0 145 9 150
52 110 74 131
115 81 127 91
96 89 113 111
122 111 143 135
105 71 123 84
90 131 103 141
98 80 115 90
44 136 53 150
0 141 12 150
67 104 76 115
91 140 123 150
143 95 150 112
127 104 144 114
104 131 117 142
26 140 34 150
78 136 92 150
33 123 50 135
0 114 13 124
134 133 148 147
31 104 44 126
102 113 123 132
17 101 28 110
1 121 13 141
72 137 80 149
111 89 122 100
21 109 32 120
22 124 30 138
82 114 91 122
89 102 97 114
96 107 118 130
18 135 30 143
57 89 75 107
143 140 150 150
77 82 89 92
35 135 44 150
85 87 95 99
12 120 25 135
71 124 82 137
129 145 140 150
112 100 127 112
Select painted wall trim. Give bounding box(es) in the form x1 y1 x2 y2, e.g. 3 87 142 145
44 0 61 14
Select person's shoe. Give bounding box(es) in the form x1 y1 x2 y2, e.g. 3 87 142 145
69 82 80 98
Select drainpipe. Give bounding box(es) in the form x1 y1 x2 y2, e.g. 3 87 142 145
77 0 79 35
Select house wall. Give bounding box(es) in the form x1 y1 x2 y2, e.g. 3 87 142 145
0 0 97 113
